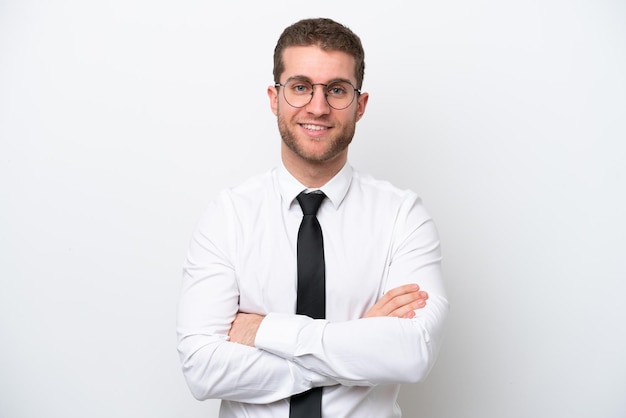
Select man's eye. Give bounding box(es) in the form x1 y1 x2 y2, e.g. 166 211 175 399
328 85 347 96
293 84 310 93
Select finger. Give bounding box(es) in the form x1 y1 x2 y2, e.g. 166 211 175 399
381 284 420 301
363 285 428 318
389 297 427 318
381 289 428 312
385 291 429 317
365 291 425 318
374 284 419 308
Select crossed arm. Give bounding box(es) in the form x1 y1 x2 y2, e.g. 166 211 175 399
228 283 428 346
178 194 448 402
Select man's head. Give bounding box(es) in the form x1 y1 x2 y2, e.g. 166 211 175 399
273 18 365 89
268 18 369 185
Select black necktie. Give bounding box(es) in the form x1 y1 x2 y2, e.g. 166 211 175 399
290 191 326 418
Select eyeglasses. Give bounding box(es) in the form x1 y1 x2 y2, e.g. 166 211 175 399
275 78 361 110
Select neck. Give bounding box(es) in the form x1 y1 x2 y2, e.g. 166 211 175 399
281 149 347 188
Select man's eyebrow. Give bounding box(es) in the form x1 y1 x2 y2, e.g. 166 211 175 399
287 75 354 84
288 75 312 82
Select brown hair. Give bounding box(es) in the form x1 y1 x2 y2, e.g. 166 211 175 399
273 18 365 89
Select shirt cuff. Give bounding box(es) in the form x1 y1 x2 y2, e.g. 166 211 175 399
255 312 324 359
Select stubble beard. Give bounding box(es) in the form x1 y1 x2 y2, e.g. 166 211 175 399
277 110 356 164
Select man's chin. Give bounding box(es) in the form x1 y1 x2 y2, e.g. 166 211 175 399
280 129 351 165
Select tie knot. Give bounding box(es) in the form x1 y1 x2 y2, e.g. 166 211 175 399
296 191 326 216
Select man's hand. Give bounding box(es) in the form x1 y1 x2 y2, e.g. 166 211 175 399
363 284 428 319
228 313 265 347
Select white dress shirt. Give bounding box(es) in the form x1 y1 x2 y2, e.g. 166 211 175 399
177 163 448 417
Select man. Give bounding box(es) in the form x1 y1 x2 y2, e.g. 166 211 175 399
177 17 448 417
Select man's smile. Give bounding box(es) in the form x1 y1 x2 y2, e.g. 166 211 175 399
300 123 329 131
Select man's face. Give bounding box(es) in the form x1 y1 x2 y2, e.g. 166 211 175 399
268 45 368 167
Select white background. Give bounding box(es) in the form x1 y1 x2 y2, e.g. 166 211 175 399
1 1 625 417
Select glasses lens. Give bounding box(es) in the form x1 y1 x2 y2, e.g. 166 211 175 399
282 80 356 110
283 79 313 108
325 81 355 109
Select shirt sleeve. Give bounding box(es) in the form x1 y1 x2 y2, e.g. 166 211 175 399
176 196 338 403
255 194 449 386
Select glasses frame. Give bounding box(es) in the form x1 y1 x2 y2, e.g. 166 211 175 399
274 78 361 110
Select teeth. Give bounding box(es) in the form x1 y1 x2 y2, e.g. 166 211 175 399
301 124 327 131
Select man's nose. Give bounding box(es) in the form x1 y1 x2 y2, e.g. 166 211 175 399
305 85 331 114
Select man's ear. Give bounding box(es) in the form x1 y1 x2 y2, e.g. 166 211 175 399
268 85 279 116
356 92 369 121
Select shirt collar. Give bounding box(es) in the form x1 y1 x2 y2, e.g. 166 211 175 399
277 162 353 211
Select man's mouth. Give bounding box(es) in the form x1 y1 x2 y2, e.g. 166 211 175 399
300 124 328 131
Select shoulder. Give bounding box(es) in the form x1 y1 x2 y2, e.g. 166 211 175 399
348 168 432 222
200 168 288 232
214 168 278 207
350 169 418 202
195 169 278 235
